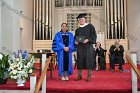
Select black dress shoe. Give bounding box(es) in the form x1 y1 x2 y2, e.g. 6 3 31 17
110 69 115 72
75 76 82 81
86 76 91 82
119 69 123 73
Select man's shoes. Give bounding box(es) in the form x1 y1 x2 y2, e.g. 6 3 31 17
86 76 91 82
100 68 106 71
61 76 65 81
75 76 82 81
110 69 115 72
119 69 123 73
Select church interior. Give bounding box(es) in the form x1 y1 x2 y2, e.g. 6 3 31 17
0 0 140 93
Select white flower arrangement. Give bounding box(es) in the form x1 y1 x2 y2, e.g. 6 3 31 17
8 50 35 81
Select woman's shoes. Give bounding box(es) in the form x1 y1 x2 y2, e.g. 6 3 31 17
65 76 69 81
61 76 65 81
61 76 91 82
61 76 69 81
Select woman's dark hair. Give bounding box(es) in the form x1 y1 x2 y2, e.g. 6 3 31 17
61 23 68 27
61 23 68 32
96 42 101 47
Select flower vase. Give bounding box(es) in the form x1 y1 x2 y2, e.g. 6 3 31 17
16 78 25 86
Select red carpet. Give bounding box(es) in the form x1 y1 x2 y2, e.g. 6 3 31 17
46 64 132 93
0 63 140 93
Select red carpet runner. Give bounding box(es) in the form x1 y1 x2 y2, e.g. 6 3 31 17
0 64 140 93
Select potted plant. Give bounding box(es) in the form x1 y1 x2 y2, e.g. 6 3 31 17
0 47 10 84
8 50 35 86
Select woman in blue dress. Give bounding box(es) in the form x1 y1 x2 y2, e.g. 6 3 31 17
52 23 75 81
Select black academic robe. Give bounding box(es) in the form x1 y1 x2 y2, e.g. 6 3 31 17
75 24 97 69
95 48 105 58
95 48 106 70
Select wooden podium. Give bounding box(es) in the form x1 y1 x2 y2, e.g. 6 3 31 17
29 52 55 78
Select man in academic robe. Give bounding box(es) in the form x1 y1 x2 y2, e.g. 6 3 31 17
52 23 75 81
109 39 124 72
75 13 97 82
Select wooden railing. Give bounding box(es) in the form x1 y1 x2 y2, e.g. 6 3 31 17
34 56 53 93
126 55 140 78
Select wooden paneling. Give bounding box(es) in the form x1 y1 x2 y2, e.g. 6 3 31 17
33 40 52 52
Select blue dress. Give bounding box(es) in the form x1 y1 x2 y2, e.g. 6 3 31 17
52 31 75 76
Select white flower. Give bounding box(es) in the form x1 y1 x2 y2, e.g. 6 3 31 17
21 71 25 74
24 73 28 77
0 53 3 60
8 51 35 81
16 58 20 62
9 66 14 70
18 67 21 70
29 69 33 73
11 75 14 79
11 63 14 66
24 65 27 68
27 62 31 66
13 70 17 74
13 65 16 68
13 76 17 79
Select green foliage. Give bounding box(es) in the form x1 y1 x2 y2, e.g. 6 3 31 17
0 53 9 79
